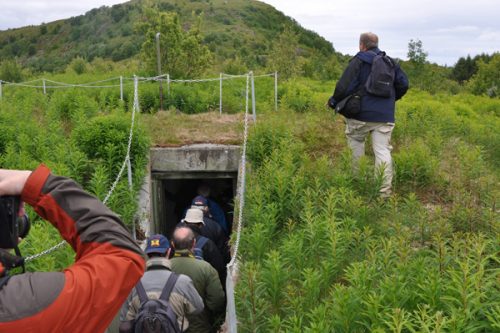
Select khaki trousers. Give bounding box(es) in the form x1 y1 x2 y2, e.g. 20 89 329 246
345 118 395 196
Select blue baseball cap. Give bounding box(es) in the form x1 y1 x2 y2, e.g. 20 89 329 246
145 234 170 255
192 195 208 206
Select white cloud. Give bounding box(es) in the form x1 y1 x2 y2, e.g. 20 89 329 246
259 0 500 65
478 29 500 42
436 26 479 33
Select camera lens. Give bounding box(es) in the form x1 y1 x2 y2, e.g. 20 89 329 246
17 214 30 239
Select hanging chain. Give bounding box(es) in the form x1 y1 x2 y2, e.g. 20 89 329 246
227 73 250 269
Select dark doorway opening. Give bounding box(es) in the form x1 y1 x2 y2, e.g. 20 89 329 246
158 173 237 238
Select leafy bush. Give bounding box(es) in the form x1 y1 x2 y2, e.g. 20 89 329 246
71 114 150 176
168 84 218 114
47 89 99 124
280 80 313 112
467 53 500 96
0 59 23 82
246 119 294 168
67 56 88 74
222 56 248 75
138 84 160 112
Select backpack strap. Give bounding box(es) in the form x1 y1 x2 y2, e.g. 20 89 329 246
0 275 10 290
159 272 179 302
196 236 209 250
135 281 149 304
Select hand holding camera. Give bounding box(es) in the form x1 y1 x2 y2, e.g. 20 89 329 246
0 196 30 249
0 169 32 248
0 169 32 197
0 170 32 275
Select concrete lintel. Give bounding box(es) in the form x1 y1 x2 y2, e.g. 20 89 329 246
150 144 241 172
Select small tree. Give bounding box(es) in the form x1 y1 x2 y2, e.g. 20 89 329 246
136 7 212 79
407 39 428 65
406 38 430 90
267 25 300 80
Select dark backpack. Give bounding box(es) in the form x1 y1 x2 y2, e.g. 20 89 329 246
192 236 209 260
134 273 181 333
365 51 396 97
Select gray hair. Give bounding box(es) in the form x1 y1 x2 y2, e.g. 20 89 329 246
360 32 379 49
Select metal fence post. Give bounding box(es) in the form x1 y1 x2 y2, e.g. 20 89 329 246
274 71 278 111
167 74 170 97
120 76 123 101
250 71 256 121
127 155 136 240
43 79 46 95
155 32 164 111
219 73 223 115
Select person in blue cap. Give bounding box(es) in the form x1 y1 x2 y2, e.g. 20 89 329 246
195 184 229 236
119 234 204 332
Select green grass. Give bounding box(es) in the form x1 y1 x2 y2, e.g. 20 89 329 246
0 72 498 331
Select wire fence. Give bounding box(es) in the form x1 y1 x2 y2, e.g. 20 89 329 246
0 72 278 112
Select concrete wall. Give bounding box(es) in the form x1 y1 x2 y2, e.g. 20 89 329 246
150 144 241 173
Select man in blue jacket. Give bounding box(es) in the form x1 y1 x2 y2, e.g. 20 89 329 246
330 32 409 198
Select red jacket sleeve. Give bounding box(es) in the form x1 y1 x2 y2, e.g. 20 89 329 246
0 165 145 332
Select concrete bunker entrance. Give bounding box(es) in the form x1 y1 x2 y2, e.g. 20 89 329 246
150 144 240 238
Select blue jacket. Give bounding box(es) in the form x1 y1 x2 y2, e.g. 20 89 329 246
207 199 228 235
332 48 409 122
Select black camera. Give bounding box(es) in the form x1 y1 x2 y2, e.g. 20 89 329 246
0 196 30 249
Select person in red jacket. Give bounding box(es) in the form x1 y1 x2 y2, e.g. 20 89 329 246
0 165 145 332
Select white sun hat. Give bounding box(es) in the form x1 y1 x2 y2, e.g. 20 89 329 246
182 208 205 225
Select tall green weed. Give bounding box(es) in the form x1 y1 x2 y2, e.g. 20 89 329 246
236 86 499 332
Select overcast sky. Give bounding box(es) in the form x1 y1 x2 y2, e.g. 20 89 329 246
0 0 498 66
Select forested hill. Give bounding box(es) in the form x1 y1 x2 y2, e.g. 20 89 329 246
0 0 335 73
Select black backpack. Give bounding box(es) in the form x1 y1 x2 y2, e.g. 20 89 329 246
134 273 181 333
365 51 396 97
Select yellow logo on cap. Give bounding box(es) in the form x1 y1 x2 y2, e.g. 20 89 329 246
151 239 160 247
